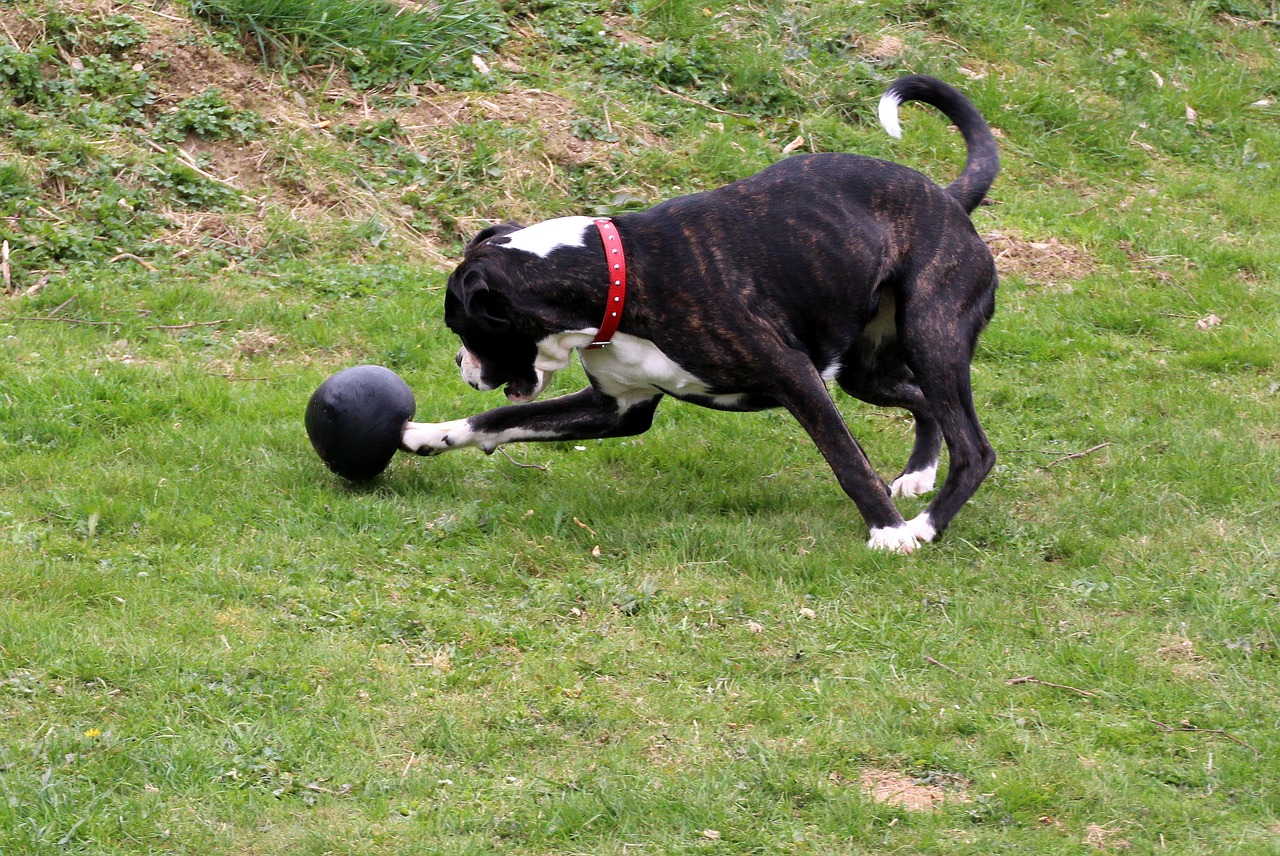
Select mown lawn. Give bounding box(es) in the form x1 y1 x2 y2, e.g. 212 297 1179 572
2 0 1278 852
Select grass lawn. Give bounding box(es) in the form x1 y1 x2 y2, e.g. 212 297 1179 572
1 0 1278 852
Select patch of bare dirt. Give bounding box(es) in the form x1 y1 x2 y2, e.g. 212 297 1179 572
853 33 907 63
1146 635 1211 680
985 230 1097 288
233 328 284 359
0 5 45 50
25 2 460 259
1084 822 1132 851
160 209 264 256
603 12 655 49
139 16 366 207
179 137 276 187
150 38 273 115
6 2 654 265
844 769 971 811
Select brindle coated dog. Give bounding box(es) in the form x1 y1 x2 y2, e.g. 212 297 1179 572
402 75 1000 553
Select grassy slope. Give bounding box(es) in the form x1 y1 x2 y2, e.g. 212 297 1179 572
2 0 1279 853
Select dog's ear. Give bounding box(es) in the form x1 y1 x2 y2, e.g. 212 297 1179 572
460 270 512 334
465 221 523 254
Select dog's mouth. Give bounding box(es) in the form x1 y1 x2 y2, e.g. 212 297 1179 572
504 369 553 403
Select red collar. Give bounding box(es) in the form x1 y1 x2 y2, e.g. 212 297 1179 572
586 217 626 349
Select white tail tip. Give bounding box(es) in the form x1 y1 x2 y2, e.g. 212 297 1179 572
878 91 903 139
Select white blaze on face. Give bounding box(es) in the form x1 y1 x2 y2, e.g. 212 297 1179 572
501 216 596 258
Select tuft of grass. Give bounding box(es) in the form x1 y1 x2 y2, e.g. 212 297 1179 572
187 0 506 86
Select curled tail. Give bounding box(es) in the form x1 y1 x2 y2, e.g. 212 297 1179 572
878 75 999 214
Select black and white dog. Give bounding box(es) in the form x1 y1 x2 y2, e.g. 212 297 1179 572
402 75 999 553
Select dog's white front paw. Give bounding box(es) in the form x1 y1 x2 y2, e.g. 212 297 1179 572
401 419 472 455
867 513 936 553
905 512 936 544
890 464 939 498
867 523 921 554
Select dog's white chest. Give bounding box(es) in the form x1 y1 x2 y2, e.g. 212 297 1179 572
580 334 746 408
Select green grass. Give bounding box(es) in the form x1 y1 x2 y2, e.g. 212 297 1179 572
187 0 505 87
2 0 1279 853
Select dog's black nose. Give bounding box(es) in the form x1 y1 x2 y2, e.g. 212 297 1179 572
455 351 463 367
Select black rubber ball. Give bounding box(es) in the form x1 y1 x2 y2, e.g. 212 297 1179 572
305 365 416 481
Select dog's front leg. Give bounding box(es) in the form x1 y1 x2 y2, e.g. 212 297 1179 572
401 387 661 456
773 360 926 553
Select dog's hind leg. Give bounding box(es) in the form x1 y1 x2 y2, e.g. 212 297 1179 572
904 364 994 543
836 295 943 498
890 414 943 498
893 271 998 542
837 368 943 499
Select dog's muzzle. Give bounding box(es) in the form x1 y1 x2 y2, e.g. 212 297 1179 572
456 347 552 403
457 347 488 390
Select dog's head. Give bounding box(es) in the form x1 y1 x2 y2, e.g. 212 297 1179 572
444 222 553 403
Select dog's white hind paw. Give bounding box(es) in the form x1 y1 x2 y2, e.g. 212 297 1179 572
890 464 938 498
